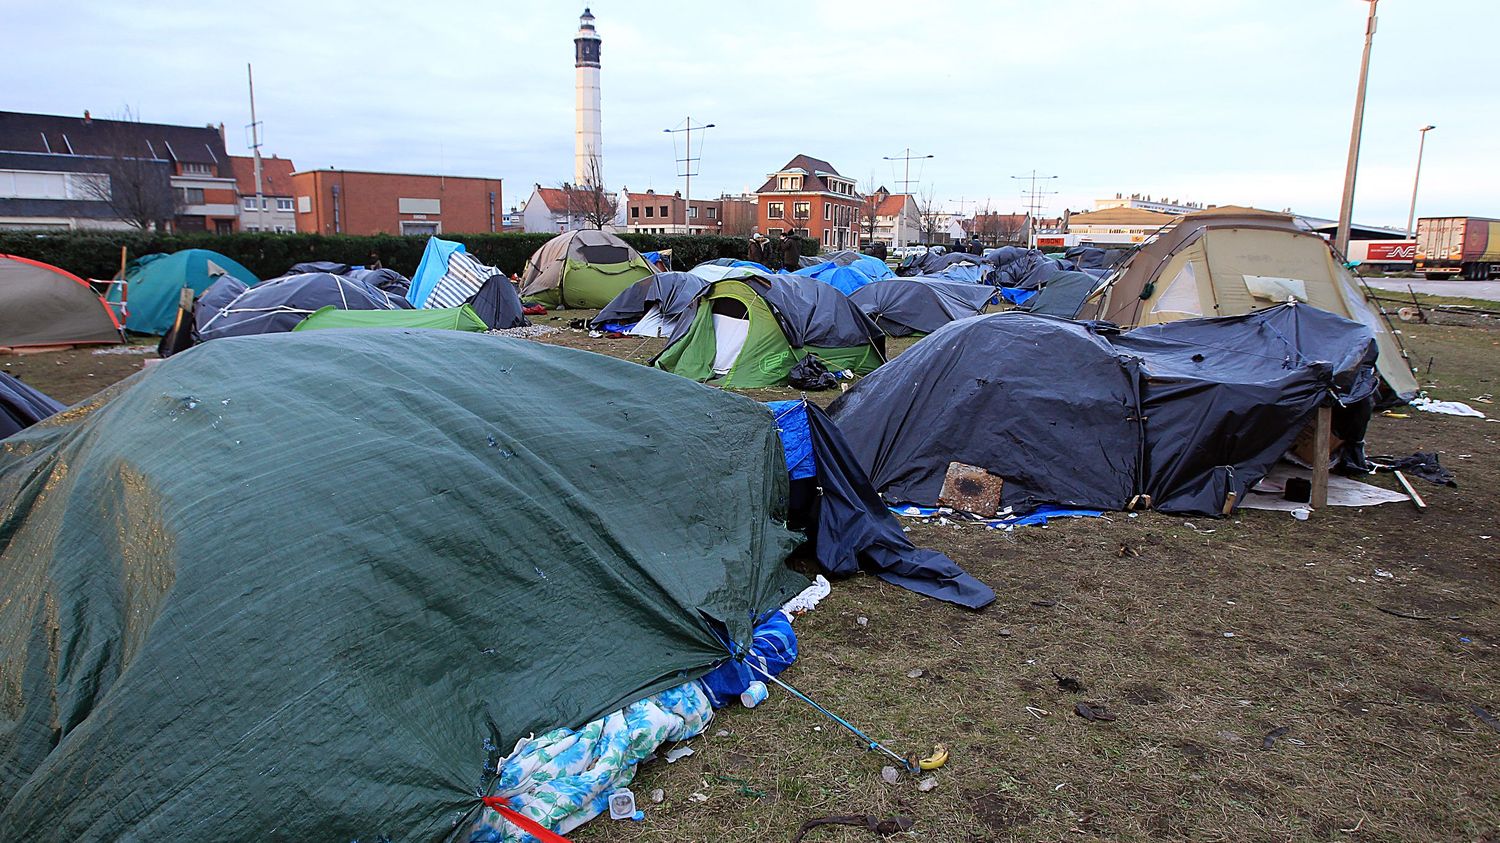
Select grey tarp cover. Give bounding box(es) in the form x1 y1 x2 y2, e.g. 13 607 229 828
829 304 1378 515
1025 270 1099 318
0 373 62 439
0 330 806 841
196 271 411 340
849 279 995 336
465 274 529 330
0 255 121 348
750 275 886 352
895 252 985 278
591 271 708 328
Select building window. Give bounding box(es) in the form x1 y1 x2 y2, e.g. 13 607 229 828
660 204 668 217
176 187 205 205
767 202 784 220
706 207 717 219
401 220 440 235
245 225 259 232
824 202 832 221
768 227 783 237
687 206 697 219
778 175 803 190
645 206 654 218
242 196 256 210
631 206 639 218
297 195 312 213
182 162 212 176
822 229 831 246
793 202 810 220
276 197 294 211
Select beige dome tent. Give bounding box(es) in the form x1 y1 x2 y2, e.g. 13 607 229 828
1 254 123 349
518 229 655 309
1085 207 1419 397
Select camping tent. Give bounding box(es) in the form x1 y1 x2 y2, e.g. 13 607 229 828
829 304 1379 516
292 304 489 333
0 329 807 839
465 273 529 330
519 229 656 308
1024 270 1099 318
591 271 709 337
849 278 995 336
0 254 122 348
109 249 259 335
1086 207 1419 397
687 260 767 283
654 275 885 388
196 272 409 341
1 372 63 439
408 237 494 308
792 260 882 295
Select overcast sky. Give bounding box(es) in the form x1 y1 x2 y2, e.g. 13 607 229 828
5 0 1495 227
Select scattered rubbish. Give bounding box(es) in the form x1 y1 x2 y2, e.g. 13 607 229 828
917 744 949 770
650 789 664 804
880 766 901 785
1377 607 1433 621
1260 726 1290 750
92 345 156 356
486 324 559 340
1073 702 1116 722
1373 569 1394 579
783 575 832 615
739 681 768 709
664 746 695 764
1471 705 1500 733
856 616 869 627
1373 452 1456 488
1217 730 1243 744
1460 636 1473 644
916 776 938 792
1030 599 1057 608
1053 672 1086 693
1410 397 1486 418
1222 632 1236 638
714 729 730 738
1025 705 1050 719
999 628 1013 637
688 792 708 804
608 788 637 820
791 814 913 842
1291 507 1311 521
906 668 924 679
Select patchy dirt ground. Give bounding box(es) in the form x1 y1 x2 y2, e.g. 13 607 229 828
9 314 1498 842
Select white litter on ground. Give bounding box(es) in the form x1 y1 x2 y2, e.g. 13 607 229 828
487 325 559 340
1410 397 1486 418
781 574 831 616
92 345 155 356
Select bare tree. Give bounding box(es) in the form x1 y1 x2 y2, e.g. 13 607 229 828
559 153 618 230
76 107 177 231
916 187 945 244
861 173 881 246
972 207 1027 246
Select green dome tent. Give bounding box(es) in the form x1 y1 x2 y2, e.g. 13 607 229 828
109 249 259 334
518 229 655 309
0 329 805 839
654 275 886 388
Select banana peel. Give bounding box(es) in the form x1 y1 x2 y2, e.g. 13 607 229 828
917 743 949 770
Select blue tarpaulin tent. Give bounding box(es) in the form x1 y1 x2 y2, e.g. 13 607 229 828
406 237 469 308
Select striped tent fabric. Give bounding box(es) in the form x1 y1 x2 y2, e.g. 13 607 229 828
424 251 494 309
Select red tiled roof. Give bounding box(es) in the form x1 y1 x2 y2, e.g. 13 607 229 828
532 187 571 210
757 154 844 194
872 193 910 217
229 155 296 197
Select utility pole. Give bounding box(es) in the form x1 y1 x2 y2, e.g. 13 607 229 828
1011 170 1058 248
883 148 933 197
1406 124 1436 237
246 63 265 233
664 118 715 235
1335 0 1379 256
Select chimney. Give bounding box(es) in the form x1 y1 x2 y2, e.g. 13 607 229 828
218 122 226 144
83 110 92 124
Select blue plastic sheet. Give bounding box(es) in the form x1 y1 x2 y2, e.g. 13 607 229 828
767 400 817 480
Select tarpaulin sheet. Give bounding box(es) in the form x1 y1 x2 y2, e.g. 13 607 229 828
849 279 994 336
0 372 62 439
0 329 807 841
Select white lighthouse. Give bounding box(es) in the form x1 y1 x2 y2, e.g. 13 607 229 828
574 8 603 186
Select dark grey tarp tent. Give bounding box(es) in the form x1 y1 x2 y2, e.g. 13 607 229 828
466 273 529 329
196 272 410 340
0 254 122 348
0 372 62 439
0 330 807 840
747 275 887 353
1025 270 1099 318
829 304 1379 516
591 271 708 329
849 279 995 336
895 251 985 278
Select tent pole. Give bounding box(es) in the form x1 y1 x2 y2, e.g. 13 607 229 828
1310 405 1332 509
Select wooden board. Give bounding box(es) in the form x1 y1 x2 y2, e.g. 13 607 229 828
938 462 1005 516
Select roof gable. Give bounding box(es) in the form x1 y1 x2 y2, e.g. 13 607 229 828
0 110 227 165
229 156 297 197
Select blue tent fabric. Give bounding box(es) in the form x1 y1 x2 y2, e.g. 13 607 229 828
792 262 877 295
0 373 63 440
778 401 994 609
767 400 816 480
407 237 468 307
699 612 798 708
1000 287 1038 306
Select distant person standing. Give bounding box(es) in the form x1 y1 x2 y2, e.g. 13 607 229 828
779 231 801 271
747 233 767 267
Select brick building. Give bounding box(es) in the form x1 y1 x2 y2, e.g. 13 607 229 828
622 189 721 235
229 155 297 232
289 169 503 236
755 155 861 250
0 110 236 232
717 193 757 237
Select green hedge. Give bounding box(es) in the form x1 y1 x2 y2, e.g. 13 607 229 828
0 230 817 281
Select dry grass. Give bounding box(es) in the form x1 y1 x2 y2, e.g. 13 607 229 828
11 313 1499 842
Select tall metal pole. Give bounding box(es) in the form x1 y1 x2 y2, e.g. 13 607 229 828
1406 124 1435 237
664 119 715 235
1335 0 1379 256
883 148 932 196
247 63 265 233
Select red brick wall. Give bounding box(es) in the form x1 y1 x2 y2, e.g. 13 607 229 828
757 193 862 248
290 171 503 235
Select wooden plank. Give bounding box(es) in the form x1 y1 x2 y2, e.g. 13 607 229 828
1393 470 1428 510
1310 405 1332 509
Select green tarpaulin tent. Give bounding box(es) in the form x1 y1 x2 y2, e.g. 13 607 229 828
0 329 805 840
292 303 490 333
518 229 655 309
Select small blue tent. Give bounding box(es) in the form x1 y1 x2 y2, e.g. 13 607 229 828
110 250 259 335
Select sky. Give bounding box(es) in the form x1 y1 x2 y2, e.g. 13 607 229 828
4 0 1496 228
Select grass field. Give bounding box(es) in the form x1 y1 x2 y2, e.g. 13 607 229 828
8 310 1498 842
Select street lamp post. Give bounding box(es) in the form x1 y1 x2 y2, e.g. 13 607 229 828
664 119 715 235
1334 0 1380 257
882 149 933 246
1406 124 1436 237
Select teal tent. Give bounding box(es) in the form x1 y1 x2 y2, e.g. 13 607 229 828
109 249 259 334
0 329 805 839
